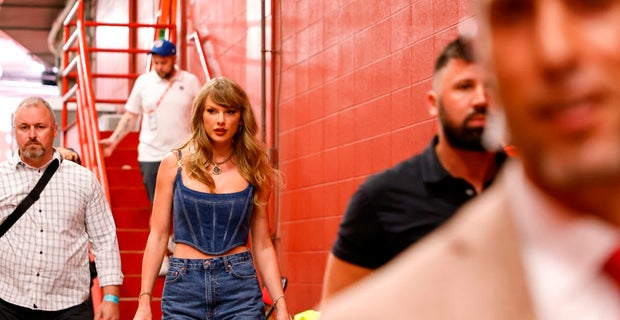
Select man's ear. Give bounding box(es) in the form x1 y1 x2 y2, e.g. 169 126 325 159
428 90 439 117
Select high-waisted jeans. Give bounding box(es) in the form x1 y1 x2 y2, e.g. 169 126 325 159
162 250 266 320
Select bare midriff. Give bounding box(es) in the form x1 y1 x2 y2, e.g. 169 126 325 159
173 243 249 259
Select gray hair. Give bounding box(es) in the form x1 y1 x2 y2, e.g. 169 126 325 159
15 96 57 123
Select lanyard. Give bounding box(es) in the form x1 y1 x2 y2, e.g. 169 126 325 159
156 80 176 107
146 80 176 114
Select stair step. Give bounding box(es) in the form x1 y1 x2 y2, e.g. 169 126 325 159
109 187 150 208
105 149 139 168
101 130 163 319
107 167 143 186
101 131 140 168
112 207 151 229
100 131 140 149
121 251 145 276
117 229 149 251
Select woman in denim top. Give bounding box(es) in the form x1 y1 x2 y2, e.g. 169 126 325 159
134 76 290 320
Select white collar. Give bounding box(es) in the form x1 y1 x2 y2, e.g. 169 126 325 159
505 160 620 319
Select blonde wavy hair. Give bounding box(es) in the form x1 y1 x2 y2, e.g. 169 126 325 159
179 76 278 203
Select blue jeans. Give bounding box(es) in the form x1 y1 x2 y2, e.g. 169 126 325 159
162 251 266 319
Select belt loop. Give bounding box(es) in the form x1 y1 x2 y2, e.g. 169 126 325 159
181 258 188 274
223 255 230 271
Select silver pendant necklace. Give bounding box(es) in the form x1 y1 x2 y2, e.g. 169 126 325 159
211 152 233 175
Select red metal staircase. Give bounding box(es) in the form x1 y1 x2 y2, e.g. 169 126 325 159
101 131 163 318
57 0 198 318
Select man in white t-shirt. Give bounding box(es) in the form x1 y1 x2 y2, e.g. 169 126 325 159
100 39 201 204
100 39 199 275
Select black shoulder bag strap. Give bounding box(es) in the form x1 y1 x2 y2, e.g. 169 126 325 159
0 158 60 238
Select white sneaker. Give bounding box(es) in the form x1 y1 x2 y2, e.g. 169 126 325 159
159 256 170 276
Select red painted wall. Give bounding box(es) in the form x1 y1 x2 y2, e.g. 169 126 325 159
93 0 476 314
270 0 475 313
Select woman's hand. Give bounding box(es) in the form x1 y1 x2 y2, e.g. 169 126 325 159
275 299 292 320
132 304 152 320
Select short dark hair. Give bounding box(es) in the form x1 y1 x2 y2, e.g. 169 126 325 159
434 36 475 74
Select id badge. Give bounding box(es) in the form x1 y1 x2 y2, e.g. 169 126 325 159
147 112 158 131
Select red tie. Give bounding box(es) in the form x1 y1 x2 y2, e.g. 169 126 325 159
603 247 620 288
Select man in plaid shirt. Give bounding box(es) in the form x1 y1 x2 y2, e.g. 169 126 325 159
0 97 123 319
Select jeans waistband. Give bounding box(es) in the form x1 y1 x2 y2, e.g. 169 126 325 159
169 250 252 270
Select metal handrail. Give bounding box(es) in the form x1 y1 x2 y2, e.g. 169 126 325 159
188 30 212 81
61 1 109 197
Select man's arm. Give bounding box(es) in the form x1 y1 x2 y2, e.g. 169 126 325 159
98 111 139 157
320 253 372 307
94 285 121 320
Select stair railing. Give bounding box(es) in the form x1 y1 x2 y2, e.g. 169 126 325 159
61 0 108 196
59 0 178 311
59 0 212 311
188 30 213 81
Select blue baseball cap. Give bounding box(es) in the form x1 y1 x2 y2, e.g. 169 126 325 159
149 39 176 56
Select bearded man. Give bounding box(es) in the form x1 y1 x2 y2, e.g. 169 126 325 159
320 36 507 305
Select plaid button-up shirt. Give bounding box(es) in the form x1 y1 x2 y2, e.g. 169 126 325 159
0 151 123 311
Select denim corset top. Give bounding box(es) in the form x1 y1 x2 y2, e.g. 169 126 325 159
172 163 255 255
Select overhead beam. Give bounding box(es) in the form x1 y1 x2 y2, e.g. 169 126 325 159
0 0 67 67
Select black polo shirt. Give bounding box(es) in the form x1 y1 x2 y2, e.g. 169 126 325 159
332 136 506 269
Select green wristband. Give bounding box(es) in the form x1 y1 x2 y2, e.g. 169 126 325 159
103 294 119 304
